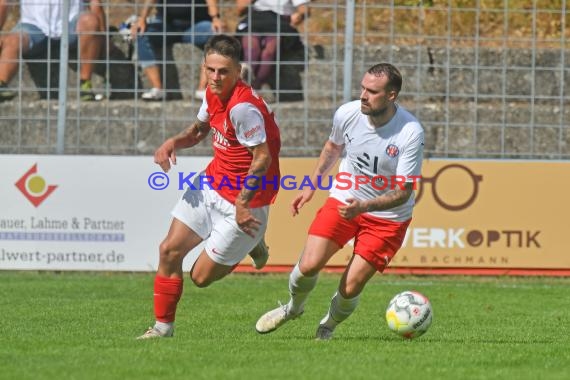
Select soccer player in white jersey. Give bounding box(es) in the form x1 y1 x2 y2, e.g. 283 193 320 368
255 63 424 340
138 35 281 339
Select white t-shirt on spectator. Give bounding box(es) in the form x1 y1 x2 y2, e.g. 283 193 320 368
253 0 310 16
20 0 81 38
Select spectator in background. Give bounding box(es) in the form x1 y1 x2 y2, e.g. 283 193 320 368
131 0 225 101
0 0 106 101
235 0 309 100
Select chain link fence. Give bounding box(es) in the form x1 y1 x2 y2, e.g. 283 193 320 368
0 0 567 158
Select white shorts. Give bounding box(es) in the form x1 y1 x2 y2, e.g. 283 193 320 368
171 182 269 266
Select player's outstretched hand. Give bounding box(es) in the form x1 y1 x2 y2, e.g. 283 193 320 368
154 138 177 173
290 189 315 216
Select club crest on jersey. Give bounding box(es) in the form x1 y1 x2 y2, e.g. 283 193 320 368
385 144 400 158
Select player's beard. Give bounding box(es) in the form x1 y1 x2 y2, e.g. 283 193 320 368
361 102 390 117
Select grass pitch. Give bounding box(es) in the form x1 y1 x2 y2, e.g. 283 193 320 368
1 272 569 380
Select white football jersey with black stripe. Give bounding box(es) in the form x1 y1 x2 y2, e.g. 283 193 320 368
328 100 424 221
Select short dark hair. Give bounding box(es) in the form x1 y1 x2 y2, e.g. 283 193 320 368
367 63 402 94
203 35 242 65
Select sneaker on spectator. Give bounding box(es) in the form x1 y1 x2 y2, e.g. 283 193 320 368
80 80 103 101
142 87 164 101
0 81 16 102
194 89 206 100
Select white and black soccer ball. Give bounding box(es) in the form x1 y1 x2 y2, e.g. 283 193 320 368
385 290 433 339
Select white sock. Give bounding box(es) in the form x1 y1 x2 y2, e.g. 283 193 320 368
286 263 318 315
319 291 360 330
154 321 173 334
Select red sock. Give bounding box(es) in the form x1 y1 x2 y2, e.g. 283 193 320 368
154 275 183 323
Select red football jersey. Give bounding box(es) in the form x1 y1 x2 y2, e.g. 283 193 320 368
204 81 281 207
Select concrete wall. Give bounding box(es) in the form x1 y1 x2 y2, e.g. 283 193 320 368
0 43 568 158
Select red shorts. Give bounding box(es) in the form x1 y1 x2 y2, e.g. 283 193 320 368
308 197 411 272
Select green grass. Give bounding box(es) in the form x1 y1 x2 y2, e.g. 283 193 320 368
1 272 569 380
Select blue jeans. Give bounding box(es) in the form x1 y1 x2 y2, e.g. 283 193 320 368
12 16 80 57
136 17 213 69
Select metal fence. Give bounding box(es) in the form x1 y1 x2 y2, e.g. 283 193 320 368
0 0 568 158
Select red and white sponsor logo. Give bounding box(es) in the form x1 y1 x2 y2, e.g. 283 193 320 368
213 129 229 150
244 125 261 139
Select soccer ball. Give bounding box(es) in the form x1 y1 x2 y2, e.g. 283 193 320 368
385 290 433 339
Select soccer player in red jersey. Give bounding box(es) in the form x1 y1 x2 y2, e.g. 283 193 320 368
138 35 281 339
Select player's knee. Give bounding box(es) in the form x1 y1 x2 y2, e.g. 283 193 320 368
297 260 320 277
158 240 183 265
338 283 363 299
189 272 213 288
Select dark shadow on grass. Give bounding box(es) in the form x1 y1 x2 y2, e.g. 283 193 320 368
260 333 558 345
335 335 557 345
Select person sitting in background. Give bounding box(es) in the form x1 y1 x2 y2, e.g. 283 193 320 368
131 0 225 101
235 0 309 100
0 0 106 101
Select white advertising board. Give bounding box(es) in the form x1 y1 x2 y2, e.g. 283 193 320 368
0 155 211 271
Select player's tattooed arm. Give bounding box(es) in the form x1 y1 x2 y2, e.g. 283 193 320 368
236 142 272 205
313 140 344 178
154 120 211 172
338 182 414 220
365 182 414 212
173 120 211 149
235 142 271 236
